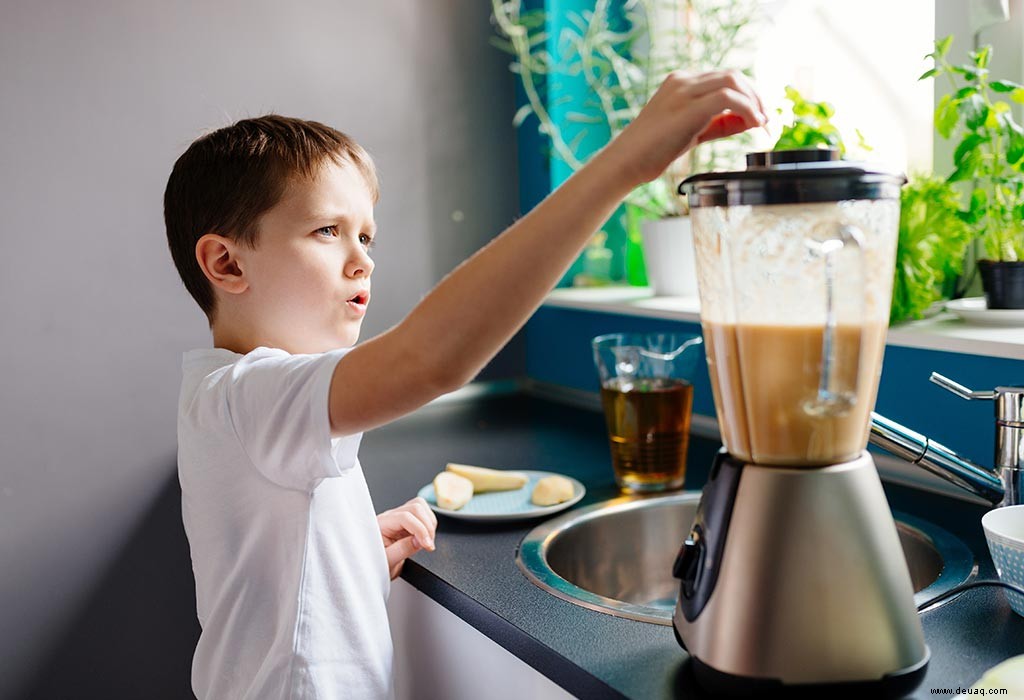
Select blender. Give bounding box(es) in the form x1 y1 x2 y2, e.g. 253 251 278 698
671 149 928 697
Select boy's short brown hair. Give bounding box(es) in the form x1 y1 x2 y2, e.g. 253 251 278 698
164 115 379 322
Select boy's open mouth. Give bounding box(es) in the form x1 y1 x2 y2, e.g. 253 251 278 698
346 291 370 306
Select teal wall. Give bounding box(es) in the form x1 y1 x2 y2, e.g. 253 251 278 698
515 0 551 217
515 0 632 286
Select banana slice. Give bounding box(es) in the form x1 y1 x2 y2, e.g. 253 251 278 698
531 475 575 506
433 471 474 510
446 463 528 493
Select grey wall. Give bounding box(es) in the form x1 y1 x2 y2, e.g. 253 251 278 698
0 1 521 696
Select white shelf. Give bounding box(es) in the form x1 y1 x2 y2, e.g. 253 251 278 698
543 287 1024 360
886 313 1024 360
544 286 701 322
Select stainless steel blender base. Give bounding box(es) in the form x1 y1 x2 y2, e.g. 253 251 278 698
672 451 928 695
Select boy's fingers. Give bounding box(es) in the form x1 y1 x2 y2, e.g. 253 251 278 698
385 535 421 566
395 511 435 550
681 70 743 98
683 71 763 118
380 507 428 532
691 89 763 136
386 537 419 580
409 499 438 531
401 497 437 529
696 113 753 144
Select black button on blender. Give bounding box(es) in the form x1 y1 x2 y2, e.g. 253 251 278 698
673 524 704 598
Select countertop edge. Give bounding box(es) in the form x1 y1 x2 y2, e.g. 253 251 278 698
399 560 626 699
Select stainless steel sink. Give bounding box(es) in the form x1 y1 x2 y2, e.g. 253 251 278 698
517 492 976 625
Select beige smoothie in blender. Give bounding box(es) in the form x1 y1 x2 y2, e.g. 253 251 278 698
704 321 888 466
692 198 898 467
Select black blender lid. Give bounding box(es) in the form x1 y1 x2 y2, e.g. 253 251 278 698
679 148 906 207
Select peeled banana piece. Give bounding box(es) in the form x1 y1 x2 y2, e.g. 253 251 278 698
446 463 528 493
531 475 574 506
433 471 474 510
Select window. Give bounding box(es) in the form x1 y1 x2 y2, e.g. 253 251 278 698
752 0 936 174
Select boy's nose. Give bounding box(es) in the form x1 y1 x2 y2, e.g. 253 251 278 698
345 250 374 279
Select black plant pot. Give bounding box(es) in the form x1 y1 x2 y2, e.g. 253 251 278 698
979 260 1024 309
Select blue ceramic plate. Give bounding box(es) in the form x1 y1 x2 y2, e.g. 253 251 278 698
417 470 585 522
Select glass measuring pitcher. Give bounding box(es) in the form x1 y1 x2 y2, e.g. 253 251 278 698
680 149 905 466
592 333 703 491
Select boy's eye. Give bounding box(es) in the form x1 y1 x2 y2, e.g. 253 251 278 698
315 227 373 249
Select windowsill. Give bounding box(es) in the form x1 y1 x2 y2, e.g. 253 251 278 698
544 286 1024 360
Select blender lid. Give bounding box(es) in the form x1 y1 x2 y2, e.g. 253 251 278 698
679 148 906 207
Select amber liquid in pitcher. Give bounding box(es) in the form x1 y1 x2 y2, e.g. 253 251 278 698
703 321 887 466
600 377 693 490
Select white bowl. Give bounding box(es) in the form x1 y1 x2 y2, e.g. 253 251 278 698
982 505 1024 616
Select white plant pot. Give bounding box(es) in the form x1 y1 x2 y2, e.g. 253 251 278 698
640 216 698 297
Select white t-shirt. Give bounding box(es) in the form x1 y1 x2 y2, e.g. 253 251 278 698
177 346 393 700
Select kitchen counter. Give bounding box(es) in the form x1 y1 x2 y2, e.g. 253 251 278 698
360 390 1024 699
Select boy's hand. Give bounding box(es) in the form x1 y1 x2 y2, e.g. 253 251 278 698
607 70 766 187
327 71 763 438
377 497 437 580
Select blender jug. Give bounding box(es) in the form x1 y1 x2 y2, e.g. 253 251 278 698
686 149 903 466
672 150 927 698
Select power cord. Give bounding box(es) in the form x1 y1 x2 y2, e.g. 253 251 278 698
917 579 1024 612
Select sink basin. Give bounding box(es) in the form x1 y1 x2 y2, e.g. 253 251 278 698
517 492 976 625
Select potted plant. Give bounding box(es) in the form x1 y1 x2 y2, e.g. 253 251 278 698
924 35 1024 308
772 86 869 156
491 0 757 294
890 175 975 324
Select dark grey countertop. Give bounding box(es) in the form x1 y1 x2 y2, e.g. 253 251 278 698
360 391 1024 699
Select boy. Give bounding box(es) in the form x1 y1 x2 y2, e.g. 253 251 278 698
166 71 764 699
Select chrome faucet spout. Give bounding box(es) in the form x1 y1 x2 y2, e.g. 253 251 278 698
867 373 1024 507
869 411 1004 506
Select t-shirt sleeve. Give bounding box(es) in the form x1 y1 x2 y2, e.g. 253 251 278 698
222 348 360 491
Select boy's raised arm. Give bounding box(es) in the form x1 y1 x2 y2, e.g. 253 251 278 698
329 71 765 438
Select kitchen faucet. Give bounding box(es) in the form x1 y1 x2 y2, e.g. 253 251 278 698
869 373 1024 507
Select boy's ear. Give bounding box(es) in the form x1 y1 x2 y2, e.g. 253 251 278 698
196 233 248 295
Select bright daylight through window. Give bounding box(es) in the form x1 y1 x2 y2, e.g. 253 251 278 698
752 0 936 174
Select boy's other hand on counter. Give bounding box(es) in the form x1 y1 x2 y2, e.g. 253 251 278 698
378 497 438 579
606 70 766 188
